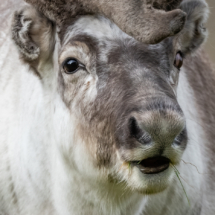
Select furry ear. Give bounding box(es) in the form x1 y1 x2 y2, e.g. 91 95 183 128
12 5 55 61
176 0 209 55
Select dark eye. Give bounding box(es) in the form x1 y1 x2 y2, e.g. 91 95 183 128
63 58 80 74
174 51 183 69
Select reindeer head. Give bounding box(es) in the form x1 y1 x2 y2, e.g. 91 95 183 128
12 0 208 194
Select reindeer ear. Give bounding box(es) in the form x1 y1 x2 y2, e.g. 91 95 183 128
12 5 55 61
176 0 209 55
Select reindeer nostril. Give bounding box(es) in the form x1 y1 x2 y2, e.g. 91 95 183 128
129 117 151 144
129 117 139 137
174 128 187 146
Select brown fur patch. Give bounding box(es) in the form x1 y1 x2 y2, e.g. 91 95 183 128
25 0 186 44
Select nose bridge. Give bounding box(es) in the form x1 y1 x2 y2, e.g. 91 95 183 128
126 66 176 101
146 74 176 100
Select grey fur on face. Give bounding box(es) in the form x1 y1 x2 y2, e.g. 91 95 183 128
11 0 208 171
54 0 207 167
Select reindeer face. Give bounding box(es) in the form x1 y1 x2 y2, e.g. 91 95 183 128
56 15 187 194
12 1 208 194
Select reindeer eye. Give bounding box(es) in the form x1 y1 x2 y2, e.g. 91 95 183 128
174 52 183 69
63 58 80 74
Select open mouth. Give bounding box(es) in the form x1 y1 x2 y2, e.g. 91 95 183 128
132 156 170 174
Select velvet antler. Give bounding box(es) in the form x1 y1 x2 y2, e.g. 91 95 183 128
24 0 186 44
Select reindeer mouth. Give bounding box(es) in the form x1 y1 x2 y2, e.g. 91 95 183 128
132 156 170 174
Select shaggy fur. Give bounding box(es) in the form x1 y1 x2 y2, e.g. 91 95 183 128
12 5 55 62
24 0 186 44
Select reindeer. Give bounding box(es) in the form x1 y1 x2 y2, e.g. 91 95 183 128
0 0 214 214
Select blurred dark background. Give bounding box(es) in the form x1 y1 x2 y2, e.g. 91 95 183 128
205 0 215 64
